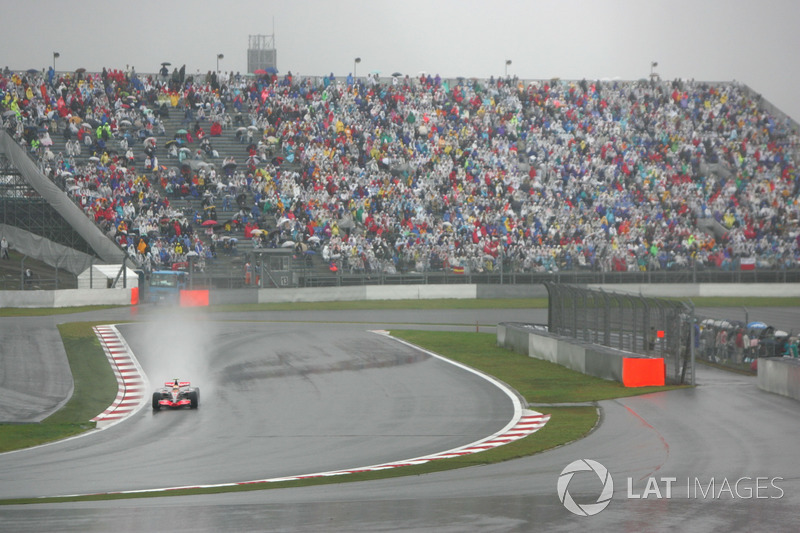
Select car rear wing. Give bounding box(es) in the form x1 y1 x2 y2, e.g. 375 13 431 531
164 381 191 387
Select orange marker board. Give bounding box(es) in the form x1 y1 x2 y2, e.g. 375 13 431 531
622 357 665 387
179 289 210 307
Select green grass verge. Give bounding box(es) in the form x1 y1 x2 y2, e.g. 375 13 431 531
391 330 688 403
0 305 122 317
0 322 118 453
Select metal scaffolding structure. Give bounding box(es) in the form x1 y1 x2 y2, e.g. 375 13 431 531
247 34 277 74
0 154 95 256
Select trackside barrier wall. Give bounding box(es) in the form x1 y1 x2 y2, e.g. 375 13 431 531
498 322 665 387
758 358 800 401
0 289 136 308
586 283 800 298
207 289 258 306
4 283 800 309
476 284 548 299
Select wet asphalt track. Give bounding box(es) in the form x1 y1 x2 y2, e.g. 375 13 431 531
1 305 799 532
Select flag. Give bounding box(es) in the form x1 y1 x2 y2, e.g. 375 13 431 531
740 257 755 271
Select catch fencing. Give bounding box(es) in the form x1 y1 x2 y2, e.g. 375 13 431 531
545 283 695 385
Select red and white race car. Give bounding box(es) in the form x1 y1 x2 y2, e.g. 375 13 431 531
152 379 200 410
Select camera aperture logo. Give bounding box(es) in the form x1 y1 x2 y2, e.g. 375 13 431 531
558 459 785 517
557 459 614 516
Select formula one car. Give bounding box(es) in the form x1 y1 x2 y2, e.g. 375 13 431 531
152 379 200 410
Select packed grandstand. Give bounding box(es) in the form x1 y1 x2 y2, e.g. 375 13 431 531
2 64 799 278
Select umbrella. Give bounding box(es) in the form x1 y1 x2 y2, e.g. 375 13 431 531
250 229 267 236
26 68 39 74
278 217 291 226
266 136 278 144
391 72 402 77
247 125 259 131
281 240 295 248
253 69 267 75
223 161 237 169
201 220 218 226
265 67 278 75
179 147 191 153
119 119 132 126
75 68 86 73
747 322 768 330
145 137 156 145
186 251 199 257
176 129 188 135
271 156 285 165
161 62 171 66
165 139 177 147
203 205 216 210
88 156 100 162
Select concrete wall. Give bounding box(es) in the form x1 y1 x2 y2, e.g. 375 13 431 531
259 286 368 303
532 334 560 364
6 282 800 309
496 323 530 354
586 283 800 298
477 284 548 299
585 346 625 382
0 289 134 308
758 358 800 402
209 289 258 306
366 284 477 300
558 342 588 374
499 322 655 385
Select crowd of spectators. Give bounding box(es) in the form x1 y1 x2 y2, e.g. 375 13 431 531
0 65 214 272
213 70 800 275
2 63 800 276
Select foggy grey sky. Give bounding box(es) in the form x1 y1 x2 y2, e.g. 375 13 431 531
4 0 800 121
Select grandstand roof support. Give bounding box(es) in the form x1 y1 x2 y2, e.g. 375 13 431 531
0 131 133 266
